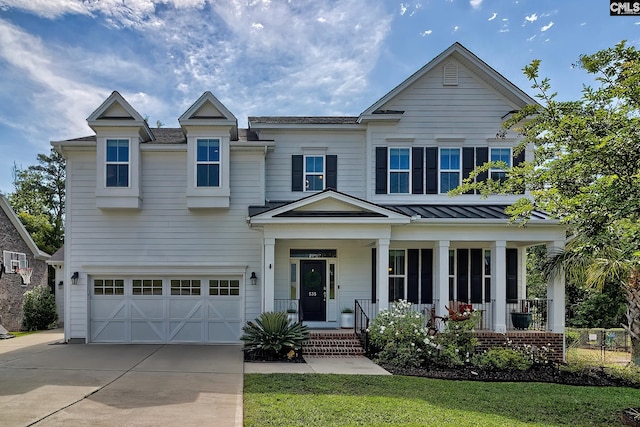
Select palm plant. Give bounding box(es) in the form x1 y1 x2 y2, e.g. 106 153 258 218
545 224 640 365
241 311 310 359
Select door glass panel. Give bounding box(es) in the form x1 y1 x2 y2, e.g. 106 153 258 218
329 263 335 300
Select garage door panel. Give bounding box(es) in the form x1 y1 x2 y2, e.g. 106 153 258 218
169 321 203 342
91 320 126 342
169 299 203 319
131 299 165 319
207 298 241 319
131 321 165 342
92 299 127 319
207 321 240 342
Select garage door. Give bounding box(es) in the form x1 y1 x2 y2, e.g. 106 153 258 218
90 277 243 343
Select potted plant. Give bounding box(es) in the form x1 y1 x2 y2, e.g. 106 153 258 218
510 303 532 330
340 307 354 329
286 307 298 324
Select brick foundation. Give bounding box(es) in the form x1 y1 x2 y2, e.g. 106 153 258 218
474 331 564 363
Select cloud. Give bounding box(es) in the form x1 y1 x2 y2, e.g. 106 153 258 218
421 29 432 36
400 3 408 15
488 12 497 21
525 13 537 23
469 0 482 9
453 25 459 32
541 21 554 32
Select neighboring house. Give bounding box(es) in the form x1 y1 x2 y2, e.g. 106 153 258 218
52 43 566 351
0 195 50 331
47 246 65 325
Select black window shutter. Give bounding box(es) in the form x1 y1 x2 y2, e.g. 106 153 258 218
506 248 518 303
375 147 387 194
407 249 419 303
371 248 377 302
475 147 488 192
456 249 469 303
425 147 438 194
291 155 303 192
512 149 526 194
470 249 483 303
462 147 474 195
326 155 337 190
420 249 433 304
411 147 424 194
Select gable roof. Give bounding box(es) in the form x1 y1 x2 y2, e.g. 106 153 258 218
179 91 238 139
249 189 410 224
0 195 50 260
359 42 537 121
86 91 154 141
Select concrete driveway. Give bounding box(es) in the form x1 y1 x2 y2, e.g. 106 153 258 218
0 330 243 426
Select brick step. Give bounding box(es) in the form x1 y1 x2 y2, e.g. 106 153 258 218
304 331 365 356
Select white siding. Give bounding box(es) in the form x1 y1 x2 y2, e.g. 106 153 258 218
367 59 525 204
66 149 264 339
262 130 366 201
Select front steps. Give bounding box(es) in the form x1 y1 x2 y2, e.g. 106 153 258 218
304 330 365 356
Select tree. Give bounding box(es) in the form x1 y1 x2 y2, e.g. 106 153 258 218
9 149 65 255
454 41 640 364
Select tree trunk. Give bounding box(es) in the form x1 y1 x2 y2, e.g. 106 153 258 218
623 268 640 366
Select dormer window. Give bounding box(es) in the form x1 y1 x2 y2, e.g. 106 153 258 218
196 139 220 187
106 139 130 187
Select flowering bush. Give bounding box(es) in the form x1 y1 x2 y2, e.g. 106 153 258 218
431 312 480 367
503 339 554 366
368 300 429 367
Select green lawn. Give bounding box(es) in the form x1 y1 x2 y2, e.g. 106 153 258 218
244 374 640 426
7 330 41 338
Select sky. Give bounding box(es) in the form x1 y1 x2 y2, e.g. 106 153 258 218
0 0 638 194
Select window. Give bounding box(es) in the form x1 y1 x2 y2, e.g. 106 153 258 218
440 148 461 193
196 139 220 187
388 249 406 301
209 279 240 296
106 139 129 187
490 148 511 182
94 279 124 295
132 279 163 296
304 155 324 191
2 250 27 273
171 279 201 295
389 148 410 194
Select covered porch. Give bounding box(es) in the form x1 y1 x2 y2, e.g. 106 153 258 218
248 190 566 337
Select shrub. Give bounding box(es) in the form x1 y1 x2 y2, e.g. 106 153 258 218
471 348 533 371
241 311 309 360
431 313 480 368
565 330 580 347
368 300 429 367
22 285 58 331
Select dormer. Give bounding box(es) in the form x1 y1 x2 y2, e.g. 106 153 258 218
88 91 152 210
179 92 238 209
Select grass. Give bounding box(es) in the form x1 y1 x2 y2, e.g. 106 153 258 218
244 373 640 426
568 347 631 367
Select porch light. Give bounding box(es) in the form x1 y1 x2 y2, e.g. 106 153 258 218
250 272 258 286
71 271 79 286
58 281 63 288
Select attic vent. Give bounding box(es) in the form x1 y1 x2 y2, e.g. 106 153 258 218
443 63 458 86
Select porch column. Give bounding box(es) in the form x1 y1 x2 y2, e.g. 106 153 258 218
263 238 275 312
491 240 507 333
376 238 390 313
547 240 565 333
434 240 450 318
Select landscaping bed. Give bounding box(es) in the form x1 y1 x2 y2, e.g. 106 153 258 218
383 364 640 388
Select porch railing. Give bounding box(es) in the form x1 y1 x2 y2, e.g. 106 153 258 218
506 299 551 331
274 298 302 322
354 299 372 355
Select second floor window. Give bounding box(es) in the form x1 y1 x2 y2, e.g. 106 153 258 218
305 155 324 191
440 148 460 193
389 148 410 194
106 139 129 187
196 139 220 187
490 148 511 182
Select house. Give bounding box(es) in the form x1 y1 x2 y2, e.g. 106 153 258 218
0 195 50 331
52 43 566 354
